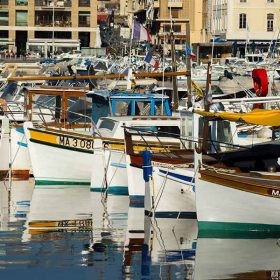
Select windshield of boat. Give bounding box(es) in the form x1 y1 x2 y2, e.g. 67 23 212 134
114 100 167 116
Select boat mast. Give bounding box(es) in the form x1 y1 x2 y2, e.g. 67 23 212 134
186 20 192 108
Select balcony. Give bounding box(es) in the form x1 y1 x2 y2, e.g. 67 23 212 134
0 0 8 6
35 11 71 27
35 0 72 9
168 0 182 8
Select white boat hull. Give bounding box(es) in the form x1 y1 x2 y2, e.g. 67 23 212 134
91 147 128 195
24 122 93 185
196 175 280 231
149 166 196 219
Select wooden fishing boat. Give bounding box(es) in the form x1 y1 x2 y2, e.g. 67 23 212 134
195 109 280 232
25 89 177 186
92 116 181 196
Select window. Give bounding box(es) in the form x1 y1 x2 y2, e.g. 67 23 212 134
267 0 274 2
98 119 116 131
16 0 28 5
16 11 28 26
239 13 246 29
79 12 90 27
240 0 246 2
0 11 8 26
267 13 274 31
79 0 90 7
163 24 181 33
171 8 179 18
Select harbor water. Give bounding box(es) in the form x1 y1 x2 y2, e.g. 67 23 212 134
0 180 279 280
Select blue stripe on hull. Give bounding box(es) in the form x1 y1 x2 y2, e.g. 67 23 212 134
90 186 128 195
17 141 28 148
129 195 144 207
16 128 24 134
110 162 127 168
145 210 197 219
159 169 194 183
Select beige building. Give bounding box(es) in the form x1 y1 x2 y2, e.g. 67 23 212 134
118 0 208 49
156 0 206 49
212 0 280 55
0 0 97 55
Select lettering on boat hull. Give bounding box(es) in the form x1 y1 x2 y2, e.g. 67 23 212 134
58 135 94 151
270 189 280 197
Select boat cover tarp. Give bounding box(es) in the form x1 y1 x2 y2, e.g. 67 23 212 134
194 109 280 127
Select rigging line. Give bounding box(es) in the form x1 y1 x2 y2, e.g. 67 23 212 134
171 226 187 267
152 167 170 213
152 166 169 206
108 151 125 187
150 217 168 262
122 125 250 150
101 148 112 200
3 131 26 192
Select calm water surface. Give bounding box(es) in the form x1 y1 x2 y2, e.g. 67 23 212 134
0 180 279 280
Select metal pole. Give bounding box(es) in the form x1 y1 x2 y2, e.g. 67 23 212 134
186 21 192 108
52 0 55 57
170 30 179 110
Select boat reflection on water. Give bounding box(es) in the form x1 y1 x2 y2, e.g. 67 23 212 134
1 181 280 279
23 186 94 240
0 180 33 230
88 192 129 257
123 206 197 279
22 186 128 269
194 231 280 280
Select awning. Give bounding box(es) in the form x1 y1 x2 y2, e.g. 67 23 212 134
194 109 280 127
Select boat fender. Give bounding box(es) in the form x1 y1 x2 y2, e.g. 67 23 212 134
252 69 268 97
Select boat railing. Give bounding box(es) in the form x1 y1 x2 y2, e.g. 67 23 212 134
122 125 250 153
27 98 99 133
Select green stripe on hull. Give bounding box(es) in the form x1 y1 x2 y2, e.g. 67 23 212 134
198 221 280 234
35 180 90 186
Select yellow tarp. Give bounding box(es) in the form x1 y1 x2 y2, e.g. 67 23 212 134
194 109 280 127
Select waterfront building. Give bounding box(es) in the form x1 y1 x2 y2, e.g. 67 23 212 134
0 0 97 56
211 0 280 56
119 0 208 50
155 0 206 50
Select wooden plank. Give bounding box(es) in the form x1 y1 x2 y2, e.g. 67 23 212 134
7 71 190 82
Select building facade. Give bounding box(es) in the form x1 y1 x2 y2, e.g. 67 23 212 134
212 0 280 55
0 0 97 55
118 0 207 50
156 0 205 50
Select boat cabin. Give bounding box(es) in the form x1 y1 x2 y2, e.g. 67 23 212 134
95 116 180 140
87 90 172 124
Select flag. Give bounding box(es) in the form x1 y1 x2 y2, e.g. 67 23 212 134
144 51 159 69
132 20 151 42
144 51 153 64
154 59 160 70
185 43 196 60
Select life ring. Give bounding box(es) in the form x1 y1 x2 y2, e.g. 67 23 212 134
0 98 7 112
